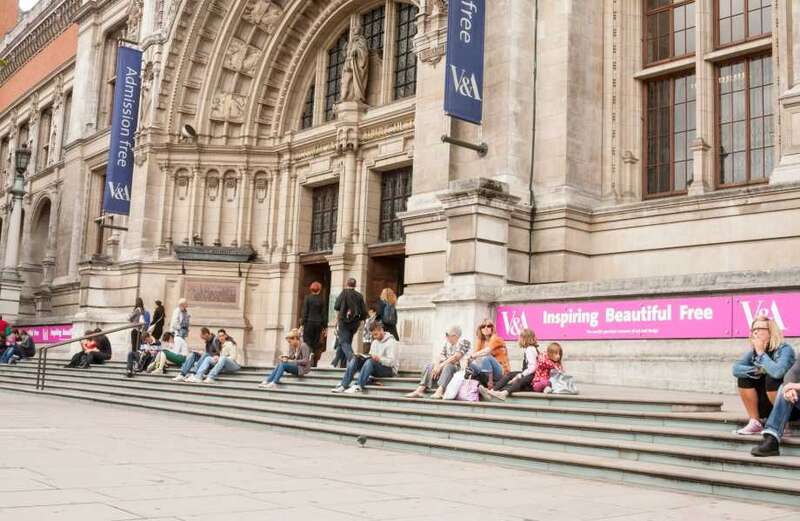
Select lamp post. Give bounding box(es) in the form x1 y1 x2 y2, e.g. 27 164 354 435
2 144 30 277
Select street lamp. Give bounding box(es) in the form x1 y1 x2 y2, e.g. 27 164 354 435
12 144 31 197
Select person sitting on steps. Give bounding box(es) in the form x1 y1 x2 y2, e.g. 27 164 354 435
65 331 104 369
751 357 800 457
732 316 796 435
126 332 161 377
188 330 241 384
332 321 398 394
259 328 311 389
405 325 471 399
467 319 510 390
1 329 35 364
148 332 190 374
487 328 540 401
173 328 221 382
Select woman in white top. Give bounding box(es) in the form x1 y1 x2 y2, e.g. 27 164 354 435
189 331 241 383
148 332 191 374
488 328 539 401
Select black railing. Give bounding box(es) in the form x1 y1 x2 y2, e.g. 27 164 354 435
35 323 142 390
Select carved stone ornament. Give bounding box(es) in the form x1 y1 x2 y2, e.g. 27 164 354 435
254 175 268 203
207 176 220 201
223 38 262 76
243 0 283 32
224 175 238 201
176 174 191 200
210 92 247 122
336 127 358 153
140 62 155 128
340 22 369 103
29 93 40 124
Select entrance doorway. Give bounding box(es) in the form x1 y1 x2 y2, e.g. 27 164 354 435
366 245 405 310
297 258 332 326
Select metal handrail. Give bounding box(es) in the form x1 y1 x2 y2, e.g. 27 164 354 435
35 323 143 390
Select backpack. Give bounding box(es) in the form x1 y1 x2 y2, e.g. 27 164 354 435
341 290 365 324
383 302 397 326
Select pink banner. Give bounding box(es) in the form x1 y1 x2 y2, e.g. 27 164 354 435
25 324 74 345
497 292 800 340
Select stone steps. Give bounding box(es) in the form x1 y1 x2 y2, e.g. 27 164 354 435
2 361 798 506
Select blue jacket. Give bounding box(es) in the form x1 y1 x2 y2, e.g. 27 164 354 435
732 342 797 380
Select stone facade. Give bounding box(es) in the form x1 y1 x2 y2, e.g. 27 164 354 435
1 1 799 391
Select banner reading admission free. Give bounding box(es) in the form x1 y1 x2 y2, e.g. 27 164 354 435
102 46 143 216
496 292 800 340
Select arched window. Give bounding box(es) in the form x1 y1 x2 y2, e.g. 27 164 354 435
393 2 418 99
325 32 349 122
300 84 315 129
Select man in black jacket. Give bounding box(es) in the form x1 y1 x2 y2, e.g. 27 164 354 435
751 359 800 457
333 278 366 366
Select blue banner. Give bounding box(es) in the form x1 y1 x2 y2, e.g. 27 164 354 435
443 0 486 124
103 46 143 215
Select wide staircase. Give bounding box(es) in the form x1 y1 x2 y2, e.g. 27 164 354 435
1 359 799 506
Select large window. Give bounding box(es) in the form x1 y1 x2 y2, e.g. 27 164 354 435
645 73 696 196
717 55 773 186
716 0 772 47
310 184 339 252
393 3 418 99
362 6 385 56
379 167 412 243
97 25 127 130
37 107 53 171
300 84 315 130
644 0 695 65
324 32 349 122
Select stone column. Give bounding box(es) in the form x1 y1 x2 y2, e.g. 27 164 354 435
0 183 25 321
264 171 278 256
688 0 715 195
272 164 292 259
183 167 199 244
242 173 257 248
235 167 251 247
770 0 800 184
48 85 65 167
430 178 520 358
157 165 174 253
25 97 40 175
195 171 208 244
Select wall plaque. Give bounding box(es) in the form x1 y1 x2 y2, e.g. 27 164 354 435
184 278 241 308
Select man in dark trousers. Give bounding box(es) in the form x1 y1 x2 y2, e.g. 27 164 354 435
333 277 366 366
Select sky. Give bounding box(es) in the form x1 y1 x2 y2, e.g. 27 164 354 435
19 0 39 11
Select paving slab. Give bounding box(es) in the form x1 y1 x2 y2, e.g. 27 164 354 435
0 392 797 521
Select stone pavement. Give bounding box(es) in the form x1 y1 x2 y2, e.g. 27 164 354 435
0 393 797 521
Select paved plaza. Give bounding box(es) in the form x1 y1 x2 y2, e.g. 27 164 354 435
0 393 797 521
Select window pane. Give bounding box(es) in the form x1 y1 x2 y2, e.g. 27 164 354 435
379 167 413 243
324 32 349 121
361 6 385 56
393 3 419 99
310 184 339 251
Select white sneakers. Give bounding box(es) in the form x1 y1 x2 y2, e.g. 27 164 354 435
203 377 216 384
185 375 202 384
259 381 277 389
332 385 362 393
172 375 185 382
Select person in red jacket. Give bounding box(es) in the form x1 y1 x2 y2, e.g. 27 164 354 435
532 342 564 393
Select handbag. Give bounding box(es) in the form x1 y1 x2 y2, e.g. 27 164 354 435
549 371 578 394
456 375 480 402
443 370 465 400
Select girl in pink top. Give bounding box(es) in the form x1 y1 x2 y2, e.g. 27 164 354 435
532 342 564 392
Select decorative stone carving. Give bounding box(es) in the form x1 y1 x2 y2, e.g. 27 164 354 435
340 21 369 103
254 174 268 203
28 92 40 124
207 176 220 201
415 0 447 64
210 92 247 122
223 37 261 76
126 0 144 41
243 0 283 32
224 174 238 201
176 173 191 200
140 62 154 128
336 127 358 153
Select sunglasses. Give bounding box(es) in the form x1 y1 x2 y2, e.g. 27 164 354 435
751 327 769 333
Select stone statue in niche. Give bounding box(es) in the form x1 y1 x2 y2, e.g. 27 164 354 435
127 0 144 41
223 38 261 76
340 22 369 103
243 0 283 33
140 62 154 128
210 92 247 122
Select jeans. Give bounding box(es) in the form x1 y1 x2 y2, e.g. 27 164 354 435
207 356 241 379
763 387 800 441
336 323 358 365
266 362 300 383
180 352 209 377
0 346 22 363
339 357 394 388
85 351 106 365
469 356 503 382
495 372 534 395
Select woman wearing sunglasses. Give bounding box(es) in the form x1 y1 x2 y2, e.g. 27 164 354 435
732 316 796 435
467 319 510 389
